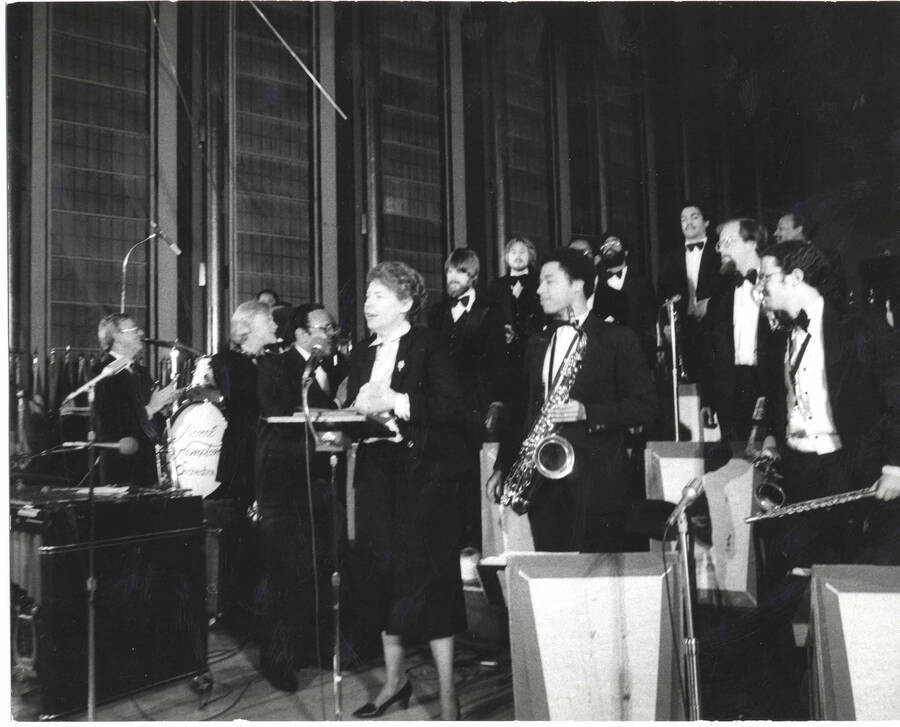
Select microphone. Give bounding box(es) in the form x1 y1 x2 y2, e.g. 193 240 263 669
302 344 326 384
61 357 132 405
150 221 182 256
665 477 704 528
60 436 140 455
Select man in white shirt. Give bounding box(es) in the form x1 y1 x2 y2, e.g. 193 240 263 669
758 241 900 575
699 218 770 442
488 248 657 553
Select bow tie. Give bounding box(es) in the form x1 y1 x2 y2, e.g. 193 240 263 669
735 270 758 287
606 270 623 280
453 294 471 309
686 242 704 252
791 310 810 331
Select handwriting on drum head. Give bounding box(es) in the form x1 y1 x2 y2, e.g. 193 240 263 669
169 401 228 498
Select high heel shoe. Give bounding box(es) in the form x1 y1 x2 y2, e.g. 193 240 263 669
352 680 413 718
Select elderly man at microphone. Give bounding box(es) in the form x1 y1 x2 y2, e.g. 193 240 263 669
90 313 178 487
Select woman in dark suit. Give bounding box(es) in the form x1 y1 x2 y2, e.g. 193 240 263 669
348 262 468 721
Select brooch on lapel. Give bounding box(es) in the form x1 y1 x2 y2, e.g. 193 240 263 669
396 360 405 372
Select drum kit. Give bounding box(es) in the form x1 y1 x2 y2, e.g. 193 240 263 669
155 349 227 499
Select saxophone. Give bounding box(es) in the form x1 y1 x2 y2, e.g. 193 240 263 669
498 315 587 515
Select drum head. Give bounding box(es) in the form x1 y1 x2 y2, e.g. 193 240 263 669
168 401 227 498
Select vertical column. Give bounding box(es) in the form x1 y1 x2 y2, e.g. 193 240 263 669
592 73 611 233
316 3 339 316
445 5 467 251
362 5 381 271
29 4 50 369
552 39 571 247
154 2 179 344
490 18 508 268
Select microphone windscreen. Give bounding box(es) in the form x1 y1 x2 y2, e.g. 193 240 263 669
118 437 140 456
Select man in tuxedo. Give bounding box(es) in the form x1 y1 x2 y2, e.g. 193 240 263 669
427 248 502 550
91 313 176 486
658 202 724 382
593 232 658 364
489 248 658 553
757 242 900 576
255 303 343 692
699 218 771 442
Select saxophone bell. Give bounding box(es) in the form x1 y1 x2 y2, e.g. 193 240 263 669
534 433 575 480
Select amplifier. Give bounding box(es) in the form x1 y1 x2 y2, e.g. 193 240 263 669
10 488 208 719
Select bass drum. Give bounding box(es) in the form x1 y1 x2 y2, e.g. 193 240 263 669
167 400 228 498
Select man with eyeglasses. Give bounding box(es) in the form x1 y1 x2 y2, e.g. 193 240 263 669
92 312 177 487
756 241 900 577
698 218 772 442
254 302 346 692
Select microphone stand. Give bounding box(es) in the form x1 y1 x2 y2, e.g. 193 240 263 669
666 297 681 442
676 508 702 720
301 374 343 720
85 385 99 720
120 231 159 313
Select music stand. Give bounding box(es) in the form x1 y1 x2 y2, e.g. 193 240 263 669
263 409 390 720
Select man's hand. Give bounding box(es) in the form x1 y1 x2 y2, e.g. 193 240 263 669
484 401 504 435
355 381 397 415
503 324 517 345
146 381 177 417
700 406 717 429
874 470 900 501
547 400 586 424
485 469 504 503
760 435 781 462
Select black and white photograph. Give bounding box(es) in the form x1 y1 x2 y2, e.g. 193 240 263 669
6 1 900 721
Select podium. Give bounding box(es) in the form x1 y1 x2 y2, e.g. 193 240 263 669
809 565 900 720
506 552 683 720
263 408 391 719
645 441 758 607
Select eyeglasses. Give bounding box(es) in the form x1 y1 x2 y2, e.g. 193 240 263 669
308 323 338 334
118 326 140 334
757 271 784 285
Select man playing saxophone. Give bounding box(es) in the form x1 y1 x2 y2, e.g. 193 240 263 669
487 248 658 553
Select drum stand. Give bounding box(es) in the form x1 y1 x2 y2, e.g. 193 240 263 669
676 510 702 720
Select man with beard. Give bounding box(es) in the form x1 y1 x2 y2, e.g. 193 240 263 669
427 248 502 550
592 232 657 364
699 218 772 442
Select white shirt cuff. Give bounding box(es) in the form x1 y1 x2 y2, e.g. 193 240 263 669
394 393 411 421
882 465 900 478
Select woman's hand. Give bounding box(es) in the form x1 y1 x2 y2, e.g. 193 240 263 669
355 381 398 415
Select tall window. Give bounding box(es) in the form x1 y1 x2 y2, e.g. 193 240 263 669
377 4 445 299
49 3 151 349
232 2 313 304
499 8 552 251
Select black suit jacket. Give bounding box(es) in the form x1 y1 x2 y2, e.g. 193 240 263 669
346 325 470 481
762 302 900 484
91 354 159 487
426 295 502 436
255 347 338 508
657 240 723 313
501 316 658 514
593 267 658 362
700 280 772 418
210 348 260 506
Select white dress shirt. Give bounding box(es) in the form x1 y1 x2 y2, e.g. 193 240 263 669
451 289 476 322
605 265 627 291
295 344 330 395
685 239 706 308
541 309 591 400
365 320 411 426
784 295 841 454
733 278 760 366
